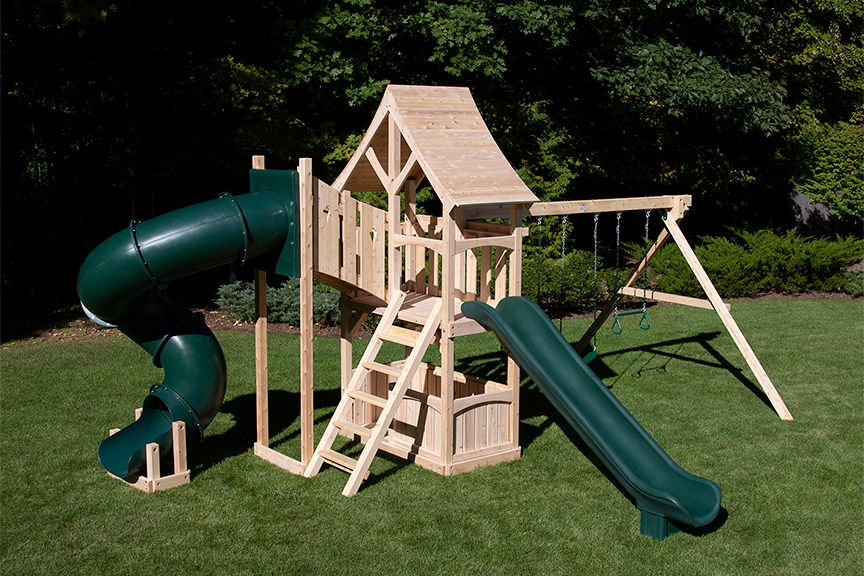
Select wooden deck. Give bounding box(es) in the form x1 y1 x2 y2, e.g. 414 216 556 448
349 291 487 338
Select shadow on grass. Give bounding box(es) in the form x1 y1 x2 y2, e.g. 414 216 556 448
454 330 739 538
189 387 342 475
598 331 775 413
189 329 758 516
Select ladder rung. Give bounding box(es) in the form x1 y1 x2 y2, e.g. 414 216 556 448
333 420 372 440
379 326 420 347
348 390 388 408
318 449 370 480
362 361 403 378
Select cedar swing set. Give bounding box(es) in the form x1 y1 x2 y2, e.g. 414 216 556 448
89 87 790 534
248 85 792 499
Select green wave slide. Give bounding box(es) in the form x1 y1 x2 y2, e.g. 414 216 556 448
77 170 300 480
461 297 722 540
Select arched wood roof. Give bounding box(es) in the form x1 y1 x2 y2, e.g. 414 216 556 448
332 85 538 213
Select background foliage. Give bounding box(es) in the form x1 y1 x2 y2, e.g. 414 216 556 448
3 0 862 326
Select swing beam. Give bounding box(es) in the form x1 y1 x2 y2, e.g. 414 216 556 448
527 194 793 421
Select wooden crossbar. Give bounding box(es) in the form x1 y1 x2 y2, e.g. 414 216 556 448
528 195 691 218
618 286 730 311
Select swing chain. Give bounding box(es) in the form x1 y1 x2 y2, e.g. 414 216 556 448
535 217 543 303
612 212 623 334
591 213 599 352
639 210 651 330
612 211 652 333
557 215 568 331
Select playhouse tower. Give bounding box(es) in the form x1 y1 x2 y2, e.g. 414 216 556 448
301 85 539 494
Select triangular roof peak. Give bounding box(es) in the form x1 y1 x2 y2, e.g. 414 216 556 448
332 85 538 213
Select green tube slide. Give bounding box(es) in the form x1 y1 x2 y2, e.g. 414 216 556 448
462 297 722 539
78 170 299 480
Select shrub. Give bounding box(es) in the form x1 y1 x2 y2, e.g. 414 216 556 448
843 269 864 297
522 250 615 316
215 278 341 326
647 229 863 297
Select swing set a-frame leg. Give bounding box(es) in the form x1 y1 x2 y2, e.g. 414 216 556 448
574 211 793 421
661 217 793 420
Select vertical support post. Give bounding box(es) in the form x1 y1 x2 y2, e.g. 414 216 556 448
454 209 466 300
340 293 368 427
662 216 793 420
172 421 187 473
405 179 418 291
387 114 402 297
298 157 316 466
254 269 269 446
145 443 160 480
508 205 524 447
440 211 456 473
340 293 353 400
252 155 270 447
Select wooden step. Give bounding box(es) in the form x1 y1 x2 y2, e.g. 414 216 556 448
333 420 372 440
379 325 420 347
348 390 388 408
319 449 369 480
362 361 403 378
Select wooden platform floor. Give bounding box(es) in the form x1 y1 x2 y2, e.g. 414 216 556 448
348 292 486 337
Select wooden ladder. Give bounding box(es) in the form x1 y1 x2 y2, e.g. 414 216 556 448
304 291 443 496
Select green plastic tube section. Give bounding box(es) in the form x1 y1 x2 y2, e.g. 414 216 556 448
78 184 296 479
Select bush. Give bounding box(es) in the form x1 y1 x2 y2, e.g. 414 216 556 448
647 229 863 297
215 278 341 326
844 269 864 297
522 250 615 316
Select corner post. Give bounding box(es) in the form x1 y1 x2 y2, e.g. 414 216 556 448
441 210 457 472
252 155 269 447
299 157 316 465
508 204 524 448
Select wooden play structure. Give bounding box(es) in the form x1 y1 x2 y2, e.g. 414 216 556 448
249 85 792 498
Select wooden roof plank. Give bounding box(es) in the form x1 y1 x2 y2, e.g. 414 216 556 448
332 85 538 208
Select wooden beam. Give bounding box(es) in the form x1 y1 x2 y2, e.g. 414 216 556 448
365 146 390 192
662 216 793 421
254 269 269 446
529 195 691 217
454 234 517 254
508 204 523 448
390 233 444 251
252 156 269 448
440 213 456 472
618 286 731 311
392 151 419 194
299 157 316 466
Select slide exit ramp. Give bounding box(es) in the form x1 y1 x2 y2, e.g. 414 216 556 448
462 297 721 540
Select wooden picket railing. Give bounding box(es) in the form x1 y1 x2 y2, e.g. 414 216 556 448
312 178 522 308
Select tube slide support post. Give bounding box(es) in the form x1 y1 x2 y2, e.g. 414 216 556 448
106 418 190 493
298 158 315 468
254 145 270 449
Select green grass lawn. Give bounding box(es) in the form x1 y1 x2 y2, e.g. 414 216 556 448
2 299 862 575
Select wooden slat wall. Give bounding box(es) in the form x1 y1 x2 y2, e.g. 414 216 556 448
314 188 387 302
313 180 341 279
367 363 513 463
